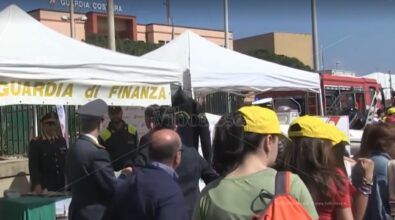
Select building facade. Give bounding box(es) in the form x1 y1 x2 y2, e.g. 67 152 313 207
234 32 312 67
29 9 233 48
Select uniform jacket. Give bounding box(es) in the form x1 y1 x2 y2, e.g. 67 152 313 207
66 135 117 220
176 113 212 163
175 145 219 219
99 121 138 171
28 136 67 191
108 164 188 220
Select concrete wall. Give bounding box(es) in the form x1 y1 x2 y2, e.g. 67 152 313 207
30 10 86 41
273 32 313 68
0 159 30 197
234 33 275 53
234 32 313 68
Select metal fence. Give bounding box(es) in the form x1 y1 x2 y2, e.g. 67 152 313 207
0 105 80 156
201 92 245 115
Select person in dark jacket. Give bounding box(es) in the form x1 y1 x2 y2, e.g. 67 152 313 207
99 106 138 171
109 129 188 220
66 99 131 220
172 89 212 163
28 111 67 193
136 104 159 164
150 105 219 218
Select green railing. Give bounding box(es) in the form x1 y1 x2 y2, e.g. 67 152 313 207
0 105 80 156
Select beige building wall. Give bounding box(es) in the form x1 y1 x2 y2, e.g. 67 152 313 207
273 32 313 68
234 32 313 68
29 9 232 48
29 10 87 41
137 24 147 42
234 33 275 53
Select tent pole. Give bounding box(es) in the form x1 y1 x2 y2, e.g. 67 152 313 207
33 106 38 137
318 88 324 116
183 70 192 98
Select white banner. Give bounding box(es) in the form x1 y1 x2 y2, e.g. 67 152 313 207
56 105 67 138
0 80 171 106
321 115 350 139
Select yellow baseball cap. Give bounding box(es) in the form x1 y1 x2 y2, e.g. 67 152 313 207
387 107 395 115
288 115 338 144
326 124 349 145
238 106 282 135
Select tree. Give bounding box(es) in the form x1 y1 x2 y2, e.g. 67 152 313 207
247 49 313 71
85 35 160 56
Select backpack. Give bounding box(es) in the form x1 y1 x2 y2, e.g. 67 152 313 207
388 160 395 218
252 171 313 220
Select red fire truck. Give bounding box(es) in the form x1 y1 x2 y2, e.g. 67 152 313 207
255 71 384 127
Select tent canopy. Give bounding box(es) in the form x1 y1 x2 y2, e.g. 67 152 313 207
0 5 184 106
143 31 321 94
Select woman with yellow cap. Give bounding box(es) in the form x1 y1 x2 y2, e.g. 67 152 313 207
192 106 318 220
281 116 356 220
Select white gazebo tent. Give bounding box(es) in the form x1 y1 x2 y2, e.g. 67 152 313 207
0 5 184 107
143 31 321 95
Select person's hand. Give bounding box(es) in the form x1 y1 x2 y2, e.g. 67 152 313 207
33 184 43 194
121 166 133 176
358 158 374 184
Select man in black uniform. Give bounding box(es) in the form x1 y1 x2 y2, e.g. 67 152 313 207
99 106 138 171
28 112 67 193
172 89 212 163
67 99 130 220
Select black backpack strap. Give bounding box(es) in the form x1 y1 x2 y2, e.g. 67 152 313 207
275 171 290 195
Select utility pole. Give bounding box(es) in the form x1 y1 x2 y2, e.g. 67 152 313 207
107 0 116 51
69 0 75 38
224 0 229 49
311 0 320 72
165 0 171 25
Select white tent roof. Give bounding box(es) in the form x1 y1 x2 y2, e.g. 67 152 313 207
0 5 183 85
143 31 320 93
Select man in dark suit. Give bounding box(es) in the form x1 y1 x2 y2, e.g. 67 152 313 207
110 129 188 220
66 99 130 220
28 112 67 193
140 105 218 219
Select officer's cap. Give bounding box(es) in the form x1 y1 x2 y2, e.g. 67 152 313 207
40 111 58 122
77 99 108 119
108 106 122 114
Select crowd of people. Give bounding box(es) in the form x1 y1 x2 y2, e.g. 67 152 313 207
27 92 395 220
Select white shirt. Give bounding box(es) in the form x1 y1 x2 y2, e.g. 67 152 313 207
82 134 99 145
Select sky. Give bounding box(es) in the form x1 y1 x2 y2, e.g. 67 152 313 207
0 0 394 75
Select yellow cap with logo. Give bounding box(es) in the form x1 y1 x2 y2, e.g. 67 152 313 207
238 106 282 135
288 115 340 144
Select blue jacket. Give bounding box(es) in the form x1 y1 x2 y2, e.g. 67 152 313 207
108 164 188 220
352 151 391 220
